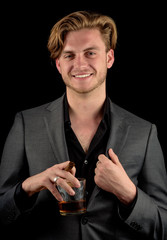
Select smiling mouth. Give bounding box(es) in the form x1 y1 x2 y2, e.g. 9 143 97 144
72 73 93 78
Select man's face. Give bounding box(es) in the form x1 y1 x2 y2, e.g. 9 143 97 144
56 28 114 94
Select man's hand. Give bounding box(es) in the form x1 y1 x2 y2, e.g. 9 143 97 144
22 161 80 201
94 149 136 205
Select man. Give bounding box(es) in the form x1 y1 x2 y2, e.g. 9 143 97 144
0 11 167 240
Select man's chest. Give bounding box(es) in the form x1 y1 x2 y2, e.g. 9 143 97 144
71 125 99 153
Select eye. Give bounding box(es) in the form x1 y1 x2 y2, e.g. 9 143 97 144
65 55 72 58
64 54 74 59
86 51 96 58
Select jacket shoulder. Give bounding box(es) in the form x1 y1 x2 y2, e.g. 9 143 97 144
20 95 64 117
111 102 152 128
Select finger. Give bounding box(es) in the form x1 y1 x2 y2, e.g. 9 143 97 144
65 171 80 188
46 181 63 201
96 160 100 167
98 154 108 162
108 148 120 165
55 161 76 178
48 162 79 187
71 166 76 176
56 161 70 170
63 161 76 176
52 169 80 188
57 178 75 196
94 167 99 178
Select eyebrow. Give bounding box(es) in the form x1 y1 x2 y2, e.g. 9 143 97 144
84 46 100 52
62 46 100 55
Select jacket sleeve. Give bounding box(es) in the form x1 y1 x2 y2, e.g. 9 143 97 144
0 113 33 224
119 124 167 239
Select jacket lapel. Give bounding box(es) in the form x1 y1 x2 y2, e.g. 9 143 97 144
87 102 130 208
105 102 131 159
44 95 70 164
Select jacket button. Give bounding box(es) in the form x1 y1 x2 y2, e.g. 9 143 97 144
81 216 88 225
130 221 142 231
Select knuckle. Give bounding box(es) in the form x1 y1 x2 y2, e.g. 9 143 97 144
64 171 74 181
94 175 100 186
98 154 104 161
40 173 49 186
45 167 53 175
65 171 71 178
57 177 64 185
105 160 111 168
41 177 46 187
51 187 56 195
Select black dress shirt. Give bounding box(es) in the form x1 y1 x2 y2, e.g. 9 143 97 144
64 95 111 201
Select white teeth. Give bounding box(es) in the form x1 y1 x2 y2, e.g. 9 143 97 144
74 74 91 78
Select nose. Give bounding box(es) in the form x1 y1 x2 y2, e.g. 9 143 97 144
73 54 88 70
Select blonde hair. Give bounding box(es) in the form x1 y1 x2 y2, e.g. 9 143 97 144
47 11 117 60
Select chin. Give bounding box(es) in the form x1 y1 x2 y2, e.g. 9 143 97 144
68 85 101 95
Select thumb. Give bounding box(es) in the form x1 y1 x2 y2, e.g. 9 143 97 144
108 148 120 165
71 166 76 176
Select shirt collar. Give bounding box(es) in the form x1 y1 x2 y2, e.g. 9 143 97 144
63 94 111 129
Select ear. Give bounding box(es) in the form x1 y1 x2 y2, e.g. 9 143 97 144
55 58 62 74
107 49 114 69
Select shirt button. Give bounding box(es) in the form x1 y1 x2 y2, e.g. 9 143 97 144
84 159 88 165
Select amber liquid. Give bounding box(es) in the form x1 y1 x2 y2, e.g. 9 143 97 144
58 200 86 216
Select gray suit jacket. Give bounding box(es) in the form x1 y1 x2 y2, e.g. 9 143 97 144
0 95 167 240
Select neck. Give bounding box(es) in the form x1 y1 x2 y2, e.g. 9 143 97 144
66 85 106 122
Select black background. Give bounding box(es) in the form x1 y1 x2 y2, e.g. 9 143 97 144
0 2 166 167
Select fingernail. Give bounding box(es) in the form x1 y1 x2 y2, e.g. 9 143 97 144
109 148 113 153
76 181 81 188
70 189 75 196
59 196 63 201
